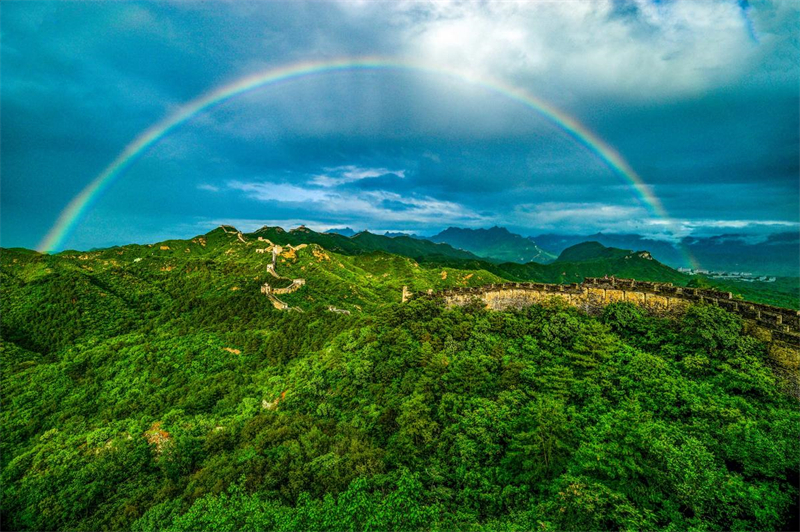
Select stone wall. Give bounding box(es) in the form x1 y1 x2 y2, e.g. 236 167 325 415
260 278 305 296
420 277 799 348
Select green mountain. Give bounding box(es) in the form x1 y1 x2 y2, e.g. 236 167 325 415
554 241 634 262
1 227 798 531
535 232 800 277
249 225 482 262
325 227 357 237
430 226 557 264
419 240 687 287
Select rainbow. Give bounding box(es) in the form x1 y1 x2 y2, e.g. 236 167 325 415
37 56 697 268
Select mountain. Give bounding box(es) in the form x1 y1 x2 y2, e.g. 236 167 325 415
536 233 683 264
485 241 685 286
2 226 794 343
0 226 692 330
326 227 357 237
248 225 482 262
383 231 420 238
350 231 480 261
4 229 797 532
534 232 800 276
555 241 636 263
430 226 556 264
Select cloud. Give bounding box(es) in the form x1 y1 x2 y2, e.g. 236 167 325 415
311 165 406 187
224 176 486 226
227 181 330 203
510 201 649 232
1 1 797 251
355 0 797 100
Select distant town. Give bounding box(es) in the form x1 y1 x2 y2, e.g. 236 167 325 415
677 268 777 283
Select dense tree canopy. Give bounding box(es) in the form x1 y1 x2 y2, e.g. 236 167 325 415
2 290 797 530
1 234 798 530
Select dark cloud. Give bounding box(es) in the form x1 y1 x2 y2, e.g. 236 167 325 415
1 0 797 250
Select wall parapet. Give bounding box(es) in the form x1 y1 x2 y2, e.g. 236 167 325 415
416 277 799 348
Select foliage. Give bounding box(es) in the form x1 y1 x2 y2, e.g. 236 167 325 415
1 232 798 531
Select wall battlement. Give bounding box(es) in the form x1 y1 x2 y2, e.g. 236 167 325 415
414 277 799 348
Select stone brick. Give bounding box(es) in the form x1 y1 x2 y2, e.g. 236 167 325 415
606 289 626 303
625 291 646 305
645 293 670 314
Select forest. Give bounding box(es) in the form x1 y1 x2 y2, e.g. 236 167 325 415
1 230 798 531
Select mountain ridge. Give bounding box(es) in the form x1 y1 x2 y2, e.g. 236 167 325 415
11 224 795 310
430 226 556 264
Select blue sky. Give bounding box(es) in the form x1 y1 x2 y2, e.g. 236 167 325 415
1 0 798 250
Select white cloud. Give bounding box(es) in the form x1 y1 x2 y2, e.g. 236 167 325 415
647 218 800 239
311 165 406 187
228 180 330 203
224 177 485 226
513 201 647 227
508 201 800 240
197 183 220 192
362 0 785 99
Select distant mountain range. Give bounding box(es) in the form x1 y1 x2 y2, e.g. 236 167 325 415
329 226 556 264
534 232 800 277
318 225 798 276
5 224 796 310
255 226 482 262
249 225 686 286
429 226 557 264
326 227 357 237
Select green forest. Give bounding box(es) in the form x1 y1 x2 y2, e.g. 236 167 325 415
1 228 798 531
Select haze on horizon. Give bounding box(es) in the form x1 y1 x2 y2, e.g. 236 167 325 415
1 0 798 251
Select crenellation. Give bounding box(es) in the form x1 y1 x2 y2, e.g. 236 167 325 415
625 291 645 305
567 283 582 293
738 304 760 320
644 292 670 314
656 285 682 297
696 288 727 300
682 291 702 303
606 288 626 303
614 279 637 290
758 312 782 327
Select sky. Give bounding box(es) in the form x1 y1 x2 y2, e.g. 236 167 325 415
1 0 798 251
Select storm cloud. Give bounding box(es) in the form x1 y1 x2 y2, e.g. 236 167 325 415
1 0 797 250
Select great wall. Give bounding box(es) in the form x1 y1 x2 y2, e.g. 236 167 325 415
257 240 306 311
407 277 800 350
220 226 351 314
220 226 800 348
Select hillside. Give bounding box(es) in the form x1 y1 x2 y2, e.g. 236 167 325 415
2 226 793 332
2 272 798 531
431 226 556 264
2 227 799 531
249 225 482 262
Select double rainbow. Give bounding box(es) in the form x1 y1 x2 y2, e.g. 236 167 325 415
37 57 696 268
